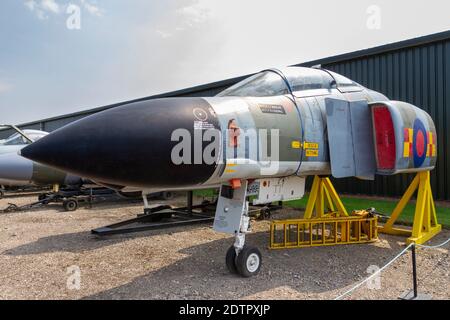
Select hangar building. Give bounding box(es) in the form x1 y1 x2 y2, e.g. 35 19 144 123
2 30 450 200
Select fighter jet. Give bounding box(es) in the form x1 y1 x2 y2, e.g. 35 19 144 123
21 67 437 276
0 128 47 155
0 127 83 191
0 152 84 188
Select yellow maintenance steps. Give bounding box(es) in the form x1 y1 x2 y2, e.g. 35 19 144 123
270 176 378 249
269 172 442 249
270 215 378 249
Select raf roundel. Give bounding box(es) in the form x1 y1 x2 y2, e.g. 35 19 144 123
413 119 428 168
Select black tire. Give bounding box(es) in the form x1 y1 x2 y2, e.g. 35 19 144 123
257 208 271 220
63 199 78 212
0 189 4 199
225 246 238 274
236 246 262 277
263 208 271 220
161 191 174 200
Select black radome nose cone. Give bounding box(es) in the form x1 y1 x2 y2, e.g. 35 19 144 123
21 98 220 189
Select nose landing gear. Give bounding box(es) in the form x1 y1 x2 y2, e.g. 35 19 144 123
214 181 262 277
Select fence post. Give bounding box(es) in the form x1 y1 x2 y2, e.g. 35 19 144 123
411 244 418 298
399 243 432 300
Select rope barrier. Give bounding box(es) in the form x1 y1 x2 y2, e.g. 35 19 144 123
334 243 414 300
334 236 450 300
416 238 450 249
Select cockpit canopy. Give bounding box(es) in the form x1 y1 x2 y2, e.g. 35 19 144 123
0 130 48 146
217 66 363 97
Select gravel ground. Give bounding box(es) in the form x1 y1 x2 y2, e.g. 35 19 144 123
0 193 448 300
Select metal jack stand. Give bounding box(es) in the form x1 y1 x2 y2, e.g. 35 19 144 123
379 171 442 245
91 192 216 236
304 176 349 219
399 244 432 300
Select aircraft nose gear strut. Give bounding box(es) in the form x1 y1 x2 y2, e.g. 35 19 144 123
214 181 262 277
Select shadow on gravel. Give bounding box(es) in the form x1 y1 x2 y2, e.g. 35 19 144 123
81 233 408 299
2 223 206 255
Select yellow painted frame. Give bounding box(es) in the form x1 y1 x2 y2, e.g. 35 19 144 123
269 216 378 249
269 176 380 250
378 171 442 245
304 176 349 219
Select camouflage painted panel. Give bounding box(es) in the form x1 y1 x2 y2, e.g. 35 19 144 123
296 96 329 163
246 96 302 163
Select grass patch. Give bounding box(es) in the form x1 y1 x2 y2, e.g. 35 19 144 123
193 189 218 197
192 189 450 228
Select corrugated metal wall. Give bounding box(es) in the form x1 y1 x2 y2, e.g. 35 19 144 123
2 31 449 199
317 39 450 200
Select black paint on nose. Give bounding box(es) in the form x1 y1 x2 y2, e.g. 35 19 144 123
21 98 220 189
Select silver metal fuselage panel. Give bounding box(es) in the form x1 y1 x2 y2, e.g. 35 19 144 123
136 87 388 193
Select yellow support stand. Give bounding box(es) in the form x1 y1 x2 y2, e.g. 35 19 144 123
304 176 349 219
378 171 442 245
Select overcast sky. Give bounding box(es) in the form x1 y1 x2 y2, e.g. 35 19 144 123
1 0 450 124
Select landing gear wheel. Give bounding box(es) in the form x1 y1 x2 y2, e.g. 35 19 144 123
236 246 262 277
225 246 238 274
63 198 78 212
258 208 271 220
161 191 174 200
0 189 4 199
